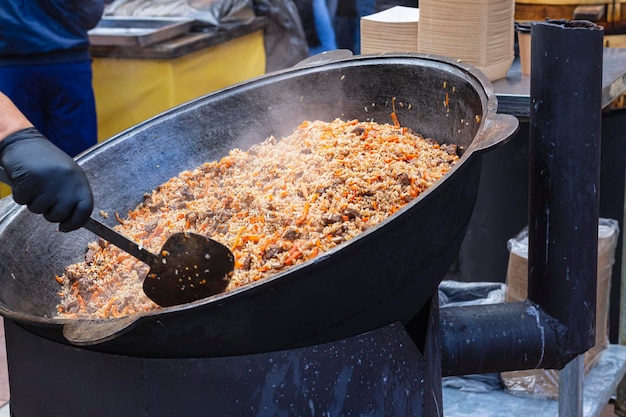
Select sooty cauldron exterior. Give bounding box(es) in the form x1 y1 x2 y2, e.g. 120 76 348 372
0 53 518 357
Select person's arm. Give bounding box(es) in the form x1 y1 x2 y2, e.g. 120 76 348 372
0 92 94 231
0 92 33 138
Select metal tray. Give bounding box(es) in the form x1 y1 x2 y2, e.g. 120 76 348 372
88 17 194 47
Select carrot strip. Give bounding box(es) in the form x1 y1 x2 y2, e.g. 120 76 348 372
231 226 246 251
295 201 310 226
390 97 401 127
284 246 303 266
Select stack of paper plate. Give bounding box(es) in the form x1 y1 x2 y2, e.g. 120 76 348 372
417 0 514 81
360 6 420 54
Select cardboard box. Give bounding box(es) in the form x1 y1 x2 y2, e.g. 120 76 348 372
501 218 619 399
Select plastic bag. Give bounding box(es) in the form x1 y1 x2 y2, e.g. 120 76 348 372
253 0 309 72
105 0 256 26
106 0 309 72
438 280 506 308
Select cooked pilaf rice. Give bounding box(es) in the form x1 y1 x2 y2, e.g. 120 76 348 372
55 118 459 319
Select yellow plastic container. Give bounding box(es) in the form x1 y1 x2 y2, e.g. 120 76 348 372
92 30 266 142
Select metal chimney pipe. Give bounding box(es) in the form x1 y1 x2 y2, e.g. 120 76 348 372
440 20 604 376
527 19 603 357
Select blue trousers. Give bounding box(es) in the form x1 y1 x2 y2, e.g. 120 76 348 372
0 60 98 157
310 0 338 55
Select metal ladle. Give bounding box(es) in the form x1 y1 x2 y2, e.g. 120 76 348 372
0 168 235 307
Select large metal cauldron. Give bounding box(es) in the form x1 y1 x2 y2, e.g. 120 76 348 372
0 54 517 357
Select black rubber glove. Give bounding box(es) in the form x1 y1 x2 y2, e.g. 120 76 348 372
0 127 94 232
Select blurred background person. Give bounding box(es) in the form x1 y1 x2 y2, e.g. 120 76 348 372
0 1 105 157
334 0 359 53
295 0 338 55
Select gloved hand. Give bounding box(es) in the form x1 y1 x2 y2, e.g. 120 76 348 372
0 127 94 232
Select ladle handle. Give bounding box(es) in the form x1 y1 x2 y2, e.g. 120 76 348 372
0 166 159 266
83 217 159 266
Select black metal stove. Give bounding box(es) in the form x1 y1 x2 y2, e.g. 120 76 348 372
5 298 441 417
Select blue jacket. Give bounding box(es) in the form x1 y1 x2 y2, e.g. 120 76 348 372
0 0 105 66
